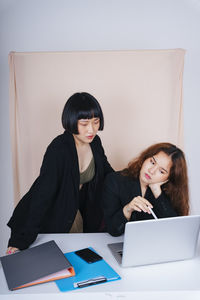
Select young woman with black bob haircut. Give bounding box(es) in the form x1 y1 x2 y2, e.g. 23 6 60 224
7 92 113 254
103 142 189 237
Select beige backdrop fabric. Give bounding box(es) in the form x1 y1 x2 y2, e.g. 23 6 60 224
9 49 185 205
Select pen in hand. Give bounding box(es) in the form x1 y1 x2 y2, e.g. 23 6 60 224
148 207 158 219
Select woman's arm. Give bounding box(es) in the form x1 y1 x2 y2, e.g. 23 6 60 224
94 135 114 175
7 143 64 250
154 191 178 218
103 173 155 235
103 173 128 236
149 182 177 217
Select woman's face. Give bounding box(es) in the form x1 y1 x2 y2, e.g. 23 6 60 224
139 151 172 186
74 117 100 145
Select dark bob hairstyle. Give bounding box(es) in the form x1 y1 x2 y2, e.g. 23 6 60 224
62 92 104 134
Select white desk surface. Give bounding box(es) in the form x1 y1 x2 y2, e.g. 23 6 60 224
1 233 200 300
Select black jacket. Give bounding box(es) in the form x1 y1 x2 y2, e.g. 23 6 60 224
8 131 113 249
103 172 177 236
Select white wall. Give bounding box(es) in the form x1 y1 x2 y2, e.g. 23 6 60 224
0 0 200 255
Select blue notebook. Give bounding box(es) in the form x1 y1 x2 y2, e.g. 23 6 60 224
55 247 121 292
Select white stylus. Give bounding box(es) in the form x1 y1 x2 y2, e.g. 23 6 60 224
148 207 158 219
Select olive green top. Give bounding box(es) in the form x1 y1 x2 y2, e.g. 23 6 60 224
79 156 95 185
70 157 95 233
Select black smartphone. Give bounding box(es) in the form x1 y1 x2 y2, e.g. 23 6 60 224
75 248 103 263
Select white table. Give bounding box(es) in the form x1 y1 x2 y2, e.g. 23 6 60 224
1 233 200 300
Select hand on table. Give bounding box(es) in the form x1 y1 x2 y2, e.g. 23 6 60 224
6 247 19 255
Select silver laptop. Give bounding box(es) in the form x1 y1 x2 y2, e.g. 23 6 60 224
108 215 200 267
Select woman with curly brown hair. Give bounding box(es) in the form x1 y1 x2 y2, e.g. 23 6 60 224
103 143 189 236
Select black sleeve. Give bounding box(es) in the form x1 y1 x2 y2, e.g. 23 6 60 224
95 136 114 175
155 191 178 218
103 173 127 236
7 144 64 250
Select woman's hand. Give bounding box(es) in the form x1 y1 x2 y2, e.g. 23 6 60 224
123 196 153 221
149 180 168 198
6 247 19 255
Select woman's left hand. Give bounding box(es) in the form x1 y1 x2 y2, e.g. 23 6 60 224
149 180 168 198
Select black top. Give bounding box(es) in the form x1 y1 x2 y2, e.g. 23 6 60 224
103 172 177 236
7 131 113 250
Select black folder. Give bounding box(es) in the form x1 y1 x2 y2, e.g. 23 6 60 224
0 240 75 290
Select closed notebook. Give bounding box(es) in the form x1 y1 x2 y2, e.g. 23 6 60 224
0 240 75 290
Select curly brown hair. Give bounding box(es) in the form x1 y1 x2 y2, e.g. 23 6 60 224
122 143 189 216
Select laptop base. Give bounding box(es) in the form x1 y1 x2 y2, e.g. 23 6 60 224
107 242 123 265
